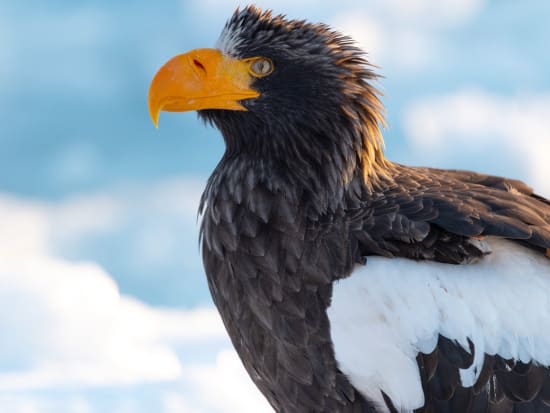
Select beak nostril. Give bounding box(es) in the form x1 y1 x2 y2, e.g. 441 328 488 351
193 59 207 76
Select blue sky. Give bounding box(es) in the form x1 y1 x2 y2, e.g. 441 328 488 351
1 0 549 412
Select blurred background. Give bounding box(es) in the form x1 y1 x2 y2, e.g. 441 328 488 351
1 0 549 412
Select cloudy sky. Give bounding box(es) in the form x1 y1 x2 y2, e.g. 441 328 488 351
1 0 549 412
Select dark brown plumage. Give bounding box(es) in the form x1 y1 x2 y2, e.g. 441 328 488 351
149 5 550 413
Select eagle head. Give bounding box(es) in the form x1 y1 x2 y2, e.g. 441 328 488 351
149 6 388 193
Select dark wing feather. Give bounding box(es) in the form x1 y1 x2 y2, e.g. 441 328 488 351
355 165 550 412
412 337 550 413
354 165 550 263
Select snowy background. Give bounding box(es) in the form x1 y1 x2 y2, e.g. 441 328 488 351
1 0 549 412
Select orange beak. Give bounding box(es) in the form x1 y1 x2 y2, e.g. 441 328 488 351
148 48 260 127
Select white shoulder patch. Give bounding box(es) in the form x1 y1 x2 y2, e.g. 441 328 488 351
327 238 550 412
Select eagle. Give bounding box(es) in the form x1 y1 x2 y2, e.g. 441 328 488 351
148 6 550 413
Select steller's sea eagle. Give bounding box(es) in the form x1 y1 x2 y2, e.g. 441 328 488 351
148 6 550 412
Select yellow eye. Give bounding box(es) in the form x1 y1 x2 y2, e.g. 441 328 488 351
248 57 274 77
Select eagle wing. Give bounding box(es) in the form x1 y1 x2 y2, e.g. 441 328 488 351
333 166 550 412
354 165 550 264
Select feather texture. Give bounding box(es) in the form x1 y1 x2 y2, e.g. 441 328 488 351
329 239 550 412
190 6 550 412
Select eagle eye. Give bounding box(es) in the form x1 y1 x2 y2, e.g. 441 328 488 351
248 57 274 77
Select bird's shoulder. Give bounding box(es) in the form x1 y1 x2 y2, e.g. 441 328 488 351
350 164 550 263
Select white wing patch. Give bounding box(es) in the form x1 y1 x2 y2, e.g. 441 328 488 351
327 238 550 412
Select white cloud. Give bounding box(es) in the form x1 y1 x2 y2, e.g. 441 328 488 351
332 12 435 70
331 13 385 61
403 89 550 196
129 178 205 266
163 393 201 413
9 177 205 263
0 191 273 412
184 350 273 413
332 0 486 70
0 396 43 413
0 254 225 390
47 194 123 245
0 196 49 257
0 192 224 390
